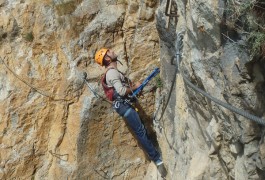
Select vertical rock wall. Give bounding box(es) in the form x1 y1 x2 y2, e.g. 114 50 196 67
0 0 161 179
156 0 265 179
1 0 264 179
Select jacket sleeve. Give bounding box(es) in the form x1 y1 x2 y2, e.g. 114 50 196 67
106 69 127 96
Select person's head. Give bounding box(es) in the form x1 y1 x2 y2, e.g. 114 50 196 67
95 48 118 67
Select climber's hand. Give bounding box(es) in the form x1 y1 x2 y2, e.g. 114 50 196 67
133 81 141 90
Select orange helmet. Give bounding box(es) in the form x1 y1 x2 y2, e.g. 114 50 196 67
95 48 108 66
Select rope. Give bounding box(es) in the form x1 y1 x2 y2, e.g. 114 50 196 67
0 57 84 102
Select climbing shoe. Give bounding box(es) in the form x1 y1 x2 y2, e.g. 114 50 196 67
155 158 167 178
157 163 167 178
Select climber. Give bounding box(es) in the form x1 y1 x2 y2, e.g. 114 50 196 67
94 48 165 169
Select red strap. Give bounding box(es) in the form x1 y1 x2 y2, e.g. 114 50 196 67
101 67 115 101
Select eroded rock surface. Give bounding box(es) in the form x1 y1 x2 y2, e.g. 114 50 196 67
0 0 264 179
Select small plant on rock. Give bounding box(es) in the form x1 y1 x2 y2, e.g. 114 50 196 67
224 0 265 59
155 76 163 88
248 31 265 58
24 31 34 42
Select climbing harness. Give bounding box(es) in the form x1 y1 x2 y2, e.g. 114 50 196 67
100 67 160 113
85 67 160 106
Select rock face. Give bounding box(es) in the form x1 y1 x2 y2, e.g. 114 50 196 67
155 0 265 179
0 0 159 179
0 0 264 179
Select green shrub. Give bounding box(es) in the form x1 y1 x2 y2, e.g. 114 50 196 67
55 1 76 16
225 0 265 58
24 31 34 42
248 32 265 58
155 76 163 88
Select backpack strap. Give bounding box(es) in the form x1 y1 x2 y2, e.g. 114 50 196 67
104 67 115 86
101 67 116 101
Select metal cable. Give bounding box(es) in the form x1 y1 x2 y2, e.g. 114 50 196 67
84 78 112 104
0 57 79 102
155 31 265 126
154 59 178 122
154 32 183 122
175 33 265 126
180 70 265 126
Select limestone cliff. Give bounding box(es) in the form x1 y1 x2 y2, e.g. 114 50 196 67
156 0 265 179
0 0 264 180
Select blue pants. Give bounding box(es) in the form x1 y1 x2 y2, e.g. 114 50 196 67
113 101 160 162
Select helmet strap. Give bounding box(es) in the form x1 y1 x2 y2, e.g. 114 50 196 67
117 60 123 66
105 55 123 66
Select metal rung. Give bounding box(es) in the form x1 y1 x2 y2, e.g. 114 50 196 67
165 0 178 17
